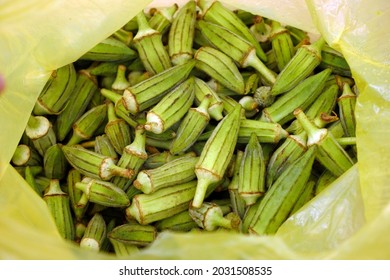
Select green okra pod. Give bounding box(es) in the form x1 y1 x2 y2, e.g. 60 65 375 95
145 77 195 134
43 179 75 240
193 104 241 208
133 11 172 75
76 178 130 208
134 156 198 194
125 180 197 225
249 146 317 235
108 221 157 247
238 133 266 206
33 63 77 116
62 145 134 181
170 95 211 155
101 60 195 115
168 0 197 65
80 213 107 252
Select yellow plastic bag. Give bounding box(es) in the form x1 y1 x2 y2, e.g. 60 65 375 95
1 0 389 259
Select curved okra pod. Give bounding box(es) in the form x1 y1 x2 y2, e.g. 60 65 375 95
43 144 67 180
43 179 75 241
66 103 108 146
238 133 266 206
148 3 178 35
198 0 267 62
111 125 148 191
25 115 57 157
294 108 354 177
194 46 245 95
133 11 171 75
338 83 357 137
170 95 211 155
270 37 326 95
33 63 76 116
125 180 197 225
80 213 107 252
108 221 157 247
168 0 197 65
101 60 195 115
144 77 195 134
134 156 198 194
55 70 99 141
197 20 276 86
75 178 130 208
62 145 134 181
270 21 295 72
227 150 247 219
260 68 332 125
104 102 132 155
249 146 317 235
189 202 241 232
193 104 241 208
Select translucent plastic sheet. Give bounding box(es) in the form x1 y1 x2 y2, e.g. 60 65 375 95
0 0 389 259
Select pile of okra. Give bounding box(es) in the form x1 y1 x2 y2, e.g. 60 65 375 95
11 0 357 256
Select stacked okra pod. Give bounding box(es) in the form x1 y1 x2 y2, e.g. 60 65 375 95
12 0 358 256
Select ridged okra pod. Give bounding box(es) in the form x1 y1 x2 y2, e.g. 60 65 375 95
43 179 75 240
249 146 317 235
144 77 195 134
108 222 157 247
55 70 99 141
199 0 267 62
76 178 130 208
143 151 196 169
294 108 354 177
193 104 241 208
238 133 266 206
125 180 197 225
66 103 108 146
289 179 315 216
134 156 198 194
197 20 276 86
318 45 352 77
338 83 357 137
43 144 67 180
25 115 57 157
170 95 211 155
80 213 107 252
79 37 137 62
315 169 337 195
286 84 339 134
168 0 197 65
260 68 332 125
62 145 134 181
155 210 199 232
101 60 195 115
189 202 240 232
227 150 247 219
66 169 87 221
270 21 295 72
148 3 178 35
112 125 148 191
94 134 118 161
11 144 42 167
194 46 245 95
111 64 131 92
104 102 132 155
133 11 171 75
33 63 76 115
271 37 326 95
238 119 288 144
266 132 307 188
193 77 224 121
